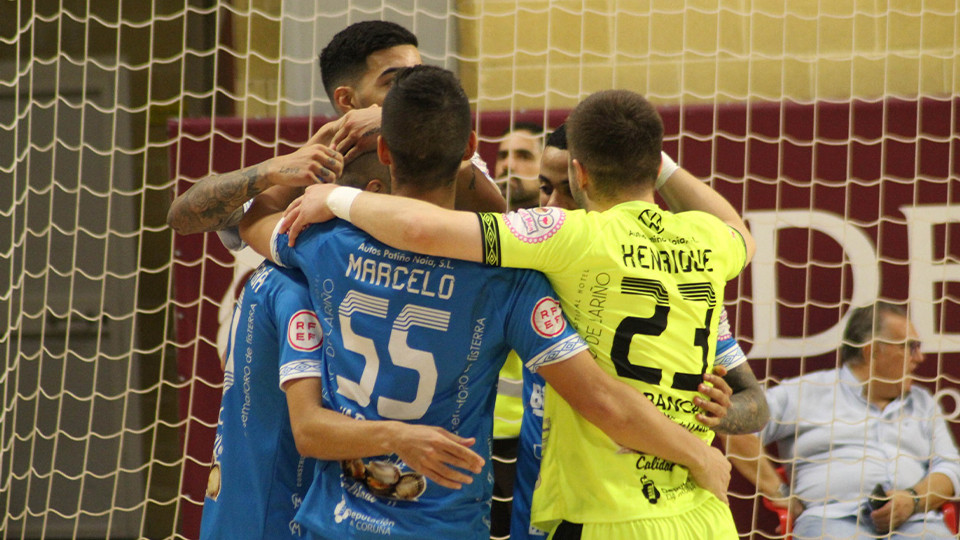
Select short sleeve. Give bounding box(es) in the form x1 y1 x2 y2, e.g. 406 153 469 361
477 207 581 272
215 200 254 252
500 270 589 373
720 224 748 280
271 219 332 271
714 308 747 371
271 271 324 389
470 151 496 186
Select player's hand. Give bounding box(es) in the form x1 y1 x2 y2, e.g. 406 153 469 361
265 132 343 186
331 105 382 162
694 365 732 428
870 490 915 533
688 445 731 505
389 423 485 490
281 183 339 245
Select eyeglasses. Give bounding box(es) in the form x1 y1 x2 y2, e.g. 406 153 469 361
876 339 922 355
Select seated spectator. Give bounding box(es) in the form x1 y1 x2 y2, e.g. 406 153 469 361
726 302 960 539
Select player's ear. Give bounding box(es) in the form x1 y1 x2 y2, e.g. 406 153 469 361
363 178 388 193
462 131 478 161
333 86 355 114
571 158 589 191
376 136 392 166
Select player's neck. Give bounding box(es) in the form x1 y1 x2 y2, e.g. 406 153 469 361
395 185 457 209
587 188 656 212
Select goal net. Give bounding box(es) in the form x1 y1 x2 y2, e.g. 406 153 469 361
3 1 958 539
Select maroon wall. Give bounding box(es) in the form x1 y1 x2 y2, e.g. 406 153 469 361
169 98 960 538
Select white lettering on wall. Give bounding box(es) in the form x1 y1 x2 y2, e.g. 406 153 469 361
745 210 879 358
902 204 960 352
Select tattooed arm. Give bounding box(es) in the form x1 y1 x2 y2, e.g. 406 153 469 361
692 362 767 435
714 362 769 435
167 132 343 234
167 164 267 234
454 157 506 212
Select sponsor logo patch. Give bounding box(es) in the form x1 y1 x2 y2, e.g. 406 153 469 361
638 208 664 234
641 475 661 504
334 498 350 524
531 297 565 338
504 207 565 244
287 310 322 351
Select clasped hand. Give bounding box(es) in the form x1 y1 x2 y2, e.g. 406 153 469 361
281 183 342 245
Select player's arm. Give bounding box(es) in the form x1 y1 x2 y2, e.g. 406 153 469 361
237 190 291 263
283 184 485 262
166 132 342 234
284 377 484 490
697 310 768 434
454 158 507 212
701 363 769 435
537 351 732 504
655 154 756 265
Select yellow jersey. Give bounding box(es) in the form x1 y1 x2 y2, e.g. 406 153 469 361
493 351 524 439
478 200 746 526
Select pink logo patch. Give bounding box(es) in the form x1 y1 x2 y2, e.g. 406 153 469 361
504 207 565 244
287 310 322 351
531 297 565 338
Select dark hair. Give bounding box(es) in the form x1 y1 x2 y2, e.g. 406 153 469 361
337 151 390 191
381 65 471 191
840 302 907 364
319 21 418 103
545 123 567 150
501 121 544 137
566 90 662 198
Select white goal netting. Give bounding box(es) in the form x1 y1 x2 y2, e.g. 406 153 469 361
2 1 958 539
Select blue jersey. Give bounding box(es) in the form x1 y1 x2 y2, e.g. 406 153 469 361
200 262 324 540
511 368 549 540
510 307 748 540
271 220 588 540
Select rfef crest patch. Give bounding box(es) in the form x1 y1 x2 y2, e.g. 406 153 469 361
287 310 322 351
504 207 565 244
531 297 565 338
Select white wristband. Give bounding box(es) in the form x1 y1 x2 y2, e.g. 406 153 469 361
326 186 361 221
656 151 679 190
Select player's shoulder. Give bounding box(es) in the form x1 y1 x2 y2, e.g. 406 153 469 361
246 261 280 293
243 265 312 323
493 206 581 243
601 200 695 237
289 218 345 247
480 258 549 280
250 260 306 289
664 207 729 232
466 257 547 289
